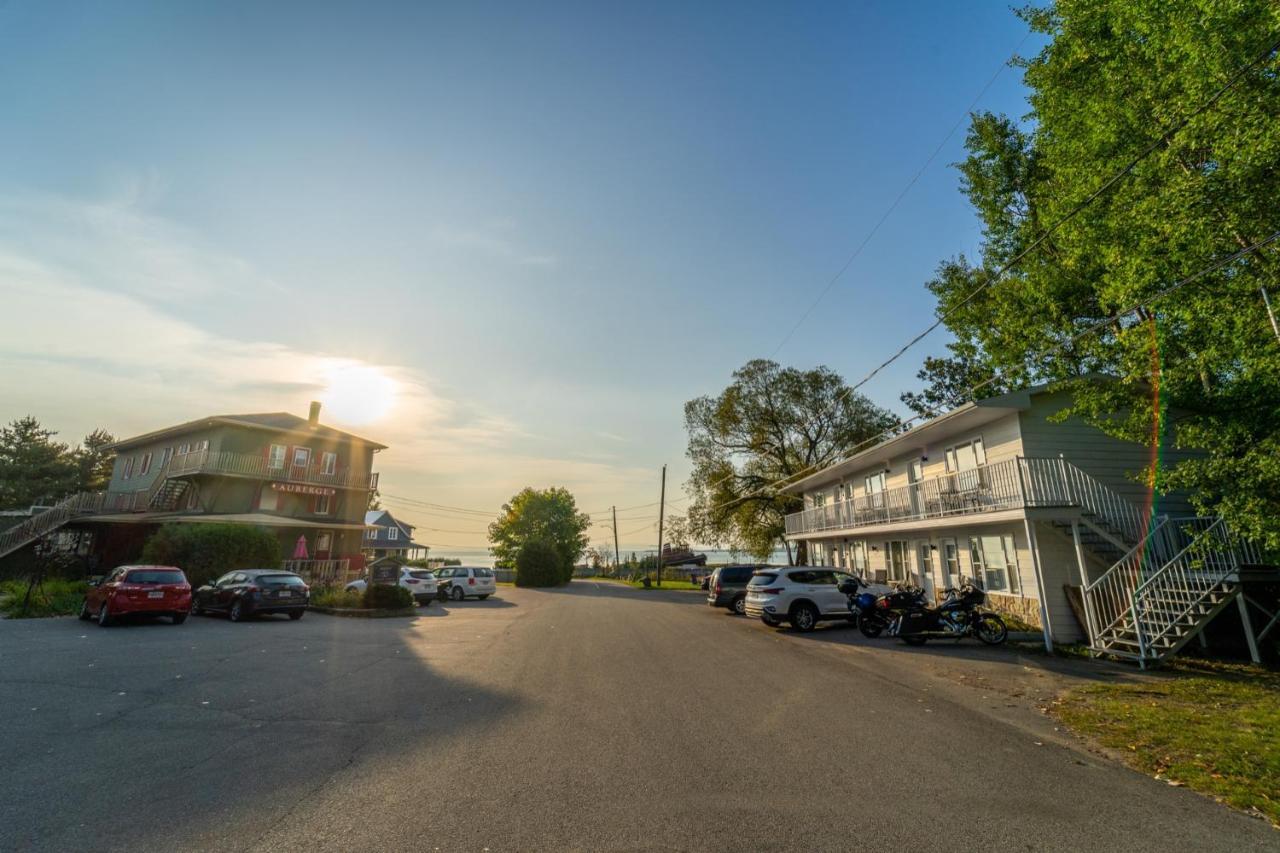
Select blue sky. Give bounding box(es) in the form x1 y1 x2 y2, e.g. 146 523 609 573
0 1 1038 554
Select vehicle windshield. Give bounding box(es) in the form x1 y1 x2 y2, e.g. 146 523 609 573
256 574 306 585
124 570 185 584
747 573 778 586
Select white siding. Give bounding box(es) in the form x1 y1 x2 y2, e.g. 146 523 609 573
1017 389 1198 517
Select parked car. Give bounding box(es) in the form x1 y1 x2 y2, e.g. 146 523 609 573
433 566 497 601
706 564 766 615
191 569 310 622
80 565 192 627
345 566 439 605
744 567 886 632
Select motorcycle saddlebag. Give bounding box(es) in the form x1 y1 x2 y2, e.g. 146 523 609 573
897 610 937 635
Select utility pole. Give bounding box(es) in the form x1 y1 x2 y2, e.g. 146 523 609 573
1262 286 1280 343
611 505 620 575
655 464 666 586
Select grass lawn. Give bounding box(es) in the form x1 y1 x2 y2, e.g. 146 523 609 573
1051 658 1280 826
0 578 88 618
590 576 705 591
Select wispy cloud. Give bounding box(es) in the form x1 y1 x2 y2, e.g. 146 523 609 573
427 223 558 268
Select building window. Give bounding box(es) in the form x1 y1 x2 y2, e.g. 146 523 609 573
864 472 886 495
177 443 190 455
942 538 961 585
320 452 337 475
268 444 286 470
186 487 199 510
292 447 312 468
945 437 986 472
191 439 209 452
849 541 868 574
315 494 331 515
388 527 398 541
886 540 909 582
139 452 153 476
160 447 173 468
968 534 1020 594
122 457 135 480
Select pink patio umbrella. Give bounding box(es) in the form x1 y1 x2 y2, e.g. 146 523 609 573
292 535 309 560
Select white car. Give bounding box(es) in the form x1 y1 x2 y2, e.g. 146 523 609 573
434 566 497 601
744 567 889 631
346 567 438 605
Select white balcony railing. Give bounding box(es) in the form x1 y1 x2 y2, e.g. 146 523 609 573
283 558 354 585
784 456 1146 541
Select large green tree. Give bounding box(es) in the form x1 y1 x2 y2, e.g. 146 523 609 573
488 487 591 581
76 428 116 493
911 1 1280 549
0 417 80 509
684 359 898 563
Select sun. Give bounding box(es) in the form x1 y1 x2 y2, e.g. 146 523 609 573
320 362 398 425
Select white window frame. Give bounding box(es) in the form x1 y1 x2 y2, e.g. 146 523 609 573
122 457 135 480
267 444 287 470
849 540 868 574
177 443 190 455
864 472 886 495
886 540 909 582
160 447 173 468
941 537 961 584
945 437 987 472
139 452 153 476
292 446 312 468
320 452 337 475
388 527 399 541
968 534 1020 594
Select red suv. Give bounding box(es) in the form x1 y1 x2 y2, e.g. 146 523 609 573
80 565 192 627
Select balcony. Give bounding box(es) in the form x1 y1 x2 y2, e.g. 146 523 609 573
168 449 379 491
784 456 1145 541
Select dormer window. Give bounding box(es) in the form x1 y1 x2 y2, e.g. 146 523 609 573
388 527 398 541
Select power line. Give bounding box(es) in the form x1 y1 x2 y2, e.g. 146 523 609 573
769 30 1033 359
691 32 1280 513
700 229 1280 515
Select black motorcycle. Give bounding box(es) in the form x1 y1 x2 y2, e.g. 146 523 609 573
889 582 1008 646
839 576 926 639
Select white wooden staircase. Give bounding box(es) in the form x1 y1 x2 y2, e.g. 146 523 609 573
1082 516 1262 666
0 492 103 560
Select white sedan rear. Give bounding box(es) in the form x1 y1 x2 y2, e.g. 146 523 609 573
346 567 438 605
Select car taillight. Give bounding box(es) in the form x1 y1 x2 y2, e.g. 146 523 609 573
760 587 783 595
468 578 475 585
406 579 420 584
876 598 890 609
714 582 721 593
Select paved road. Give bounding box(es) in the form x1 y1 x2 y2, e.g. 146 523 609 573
0 581 1273 851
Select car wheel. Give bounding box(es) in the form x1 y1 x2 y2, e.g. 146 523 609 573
288 610 304 621
79 598 92 621
191 599 203 616
731 596 746 616
229 599 245 622
172 612 188 625
449 586 464 601
789 602 818 632
97 600 112 627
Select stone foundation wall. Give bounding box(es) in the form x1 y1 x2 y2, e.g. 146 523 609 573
987 592 1042 629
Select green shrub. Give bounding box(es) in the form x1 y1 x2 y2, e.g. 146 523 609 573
310 586 363 608
516 540 565 588
362 584 413 609
0 578 88 618
140 523 281 589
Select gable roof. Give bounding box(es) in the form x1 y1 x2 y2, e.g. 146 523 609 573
109 412 388 452
365 508 414 536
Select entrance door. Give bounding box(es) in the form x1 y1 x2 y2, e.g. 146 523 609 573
907 460 925 518
915 540 937 598
315 531 333 561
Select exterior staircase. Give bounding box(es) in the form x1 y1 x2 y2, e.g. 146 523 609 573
0 492 103 560
1082 516 1261 666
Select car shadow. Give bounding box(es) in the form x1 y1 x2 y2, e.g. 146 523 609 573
531 579 707 605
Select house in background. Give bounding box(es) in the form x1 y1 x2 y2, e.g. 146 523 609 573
364 509 429 561
0 402 384 586
781 384 1257 662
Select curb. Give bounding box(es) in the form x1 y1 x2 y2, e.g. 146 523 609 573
307 605 417 619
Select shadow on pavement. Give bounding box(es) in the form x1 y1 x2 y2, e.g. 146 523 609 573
529 579 706 605
0 610 525 852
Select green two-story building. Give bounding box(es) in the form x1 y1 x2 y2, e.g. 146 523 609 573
81 402 384 583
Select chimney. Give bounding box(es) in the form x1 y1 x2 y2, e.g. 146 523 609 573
308 401 321 425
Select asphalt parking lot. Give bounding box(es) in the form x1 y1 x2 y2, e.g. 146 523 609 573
1 581 1274 851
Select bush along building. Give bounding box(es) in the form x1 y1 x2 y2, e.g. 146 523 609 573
363 509 429 561
783 385 1270 666
0 402 383 585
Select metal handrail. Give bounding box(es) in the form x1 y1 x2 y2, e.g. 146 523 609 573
1081 515 1178 641
0 492 104 557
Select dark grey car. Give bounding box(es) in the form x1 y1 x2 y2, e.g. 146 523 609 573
706 565 765 615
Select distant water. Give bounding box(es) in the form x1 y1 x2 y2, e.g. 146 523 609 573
427 546 792 568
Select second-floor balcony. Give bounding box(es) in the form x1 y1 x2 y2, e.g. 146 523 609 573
168 448 379 491
784 456 1145 542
